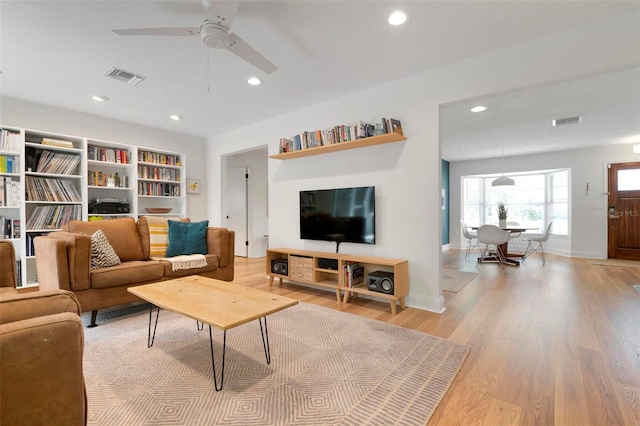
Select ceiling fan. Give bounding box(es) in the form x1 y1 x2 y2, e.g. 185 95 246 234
112 0 277 74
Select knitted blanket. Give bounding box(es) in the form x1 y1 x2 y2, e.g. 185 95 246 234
151 254 207 271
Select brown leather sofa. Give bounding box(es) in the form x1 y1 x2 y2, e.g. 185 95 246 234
34 217 235 326
1 240 87 426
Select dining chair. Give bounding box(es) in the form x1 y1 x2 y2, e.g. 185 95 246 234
476 224 510 268
523 221 553 265
507 221 521 253
460 220 479 258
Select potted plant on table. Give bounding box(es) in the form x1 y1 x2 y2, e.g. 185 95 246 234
497 202 508 228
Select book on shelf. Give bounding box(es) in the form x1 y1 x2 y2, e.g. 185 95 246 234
1 177 21 207
34 150 81 175
278 117 403 153
0 155 20 173
88 145 131 164
0 129 21 152
2 217 14 239
138 150 181 166
344 263 364 288
25 176 81 202
389 118 403 135
16 258 22 286
41 137 75 148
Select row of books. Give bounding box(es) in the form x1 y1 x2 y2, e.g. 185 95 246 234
88 145 131 164
33 150 81 175
25 177 81 202
0 155 20 174
344 263 365 288
138 150 181 167
279 118 403 153
138 166 181 182
138 182 181 197
0 129 21 152
24 232 51 258
1 217 20 239
0 177 21 207
16 259 22 286
88 170 129 188
26 204 81 231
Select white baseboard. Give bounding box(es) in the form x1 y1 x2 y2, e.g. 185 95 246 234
405 294 446 314
441 244 450 252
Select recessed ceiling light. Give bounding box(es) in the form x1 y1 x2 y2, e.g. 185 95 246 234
470 105 487 113
388 11 408 26
91 95 109 102
247 77 262 86
170 115 183 121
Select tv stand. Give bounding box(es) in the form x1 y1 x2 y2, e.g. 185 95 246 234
266 248 408 314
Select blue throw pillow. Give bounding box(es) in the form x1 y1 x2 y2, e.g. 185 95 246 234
165 220 209 257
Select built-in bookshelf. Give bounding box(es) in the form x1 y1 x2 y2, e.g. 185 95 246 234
87 140 136 220
23 130 85 287
271 118 406 160
137 148 184 216
1 124 187 287
0 127 23 286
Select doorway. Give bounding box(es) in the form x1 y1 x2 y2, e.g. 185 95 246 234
607 161 640 260
223 146 269 258
227 166 248 257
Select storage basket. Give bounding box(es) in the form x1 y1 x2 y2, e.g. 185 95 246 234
289 255 313 281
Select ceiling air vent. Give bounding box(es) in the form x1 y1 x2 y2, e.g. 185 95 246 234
552 116 582 126
104 67 146 85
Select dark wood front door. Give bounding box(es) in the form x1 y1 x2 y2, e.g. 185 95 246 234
608 162 640 260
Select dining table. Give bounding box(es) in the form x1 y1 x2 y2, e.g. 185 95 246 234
472 226 530 266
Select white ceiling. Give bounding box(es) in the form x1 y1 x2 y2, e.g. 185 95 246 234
1 1 639 161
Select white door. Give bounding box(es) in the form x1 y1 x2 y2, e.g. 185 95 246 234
227 166 248 257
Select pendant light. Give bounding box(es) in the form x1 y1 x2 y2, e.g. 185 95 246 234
492 146 515 187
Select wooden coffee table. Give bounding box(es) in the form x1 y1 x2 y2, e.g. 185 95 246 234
128 275 298 390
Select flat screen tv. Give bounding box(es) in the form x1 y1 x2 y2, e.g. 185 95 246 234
300 186 375 249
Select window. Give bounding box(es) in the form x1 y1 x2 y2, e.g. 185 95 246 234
462 169 569 236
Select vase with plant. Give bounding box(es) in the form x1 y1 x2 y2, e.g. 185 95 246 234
497 202 508 228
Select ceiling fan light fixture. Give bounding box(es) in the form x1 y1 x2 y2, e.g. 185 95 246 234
470 105 487 113
247 77 262 86
170 114 183 121
200 21 230 49
388 11 408 26
492 175 515 187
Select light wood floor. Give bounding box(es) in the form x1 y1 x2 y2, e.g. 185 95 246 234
236 250 640 425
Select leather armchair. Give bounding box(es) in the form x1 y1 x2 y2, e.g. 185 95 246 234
0 241 87 426
1 240 18 295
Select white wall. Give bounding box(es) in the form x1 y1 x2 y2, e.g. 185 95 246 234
450 144 640 259
206 12 640 313
0 97 209 221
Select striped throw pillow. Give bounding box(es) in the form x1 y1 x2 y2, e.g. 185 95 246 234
91 229 121 269
147 216 171 258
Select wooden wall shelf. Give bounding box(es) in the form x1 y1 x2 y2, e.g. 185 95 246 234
269 132 407 160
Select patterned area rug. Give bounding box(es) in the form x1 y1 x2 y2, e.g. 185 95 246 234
83 302 470 425
442 269 479 292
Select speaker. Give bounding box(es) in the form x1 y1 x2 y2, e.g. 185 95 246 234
367 271 394 294
271 259 288 275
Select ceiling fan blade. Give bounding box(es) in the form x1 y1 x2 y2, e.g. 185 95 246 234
205 1 240 29
112 27 200 37
227 33 277 74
